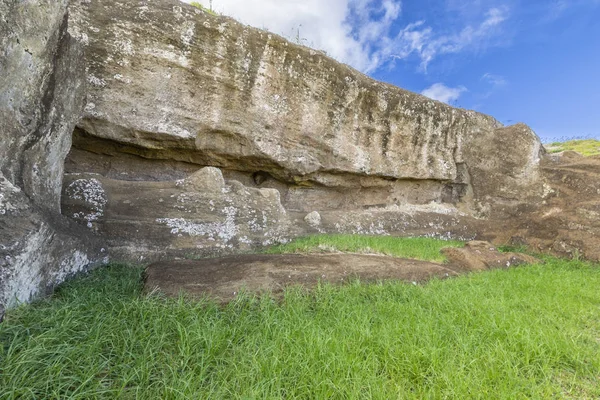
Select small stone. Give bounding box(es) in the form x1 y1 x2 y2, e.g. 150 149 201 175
182 167 226 193
304 211 321 228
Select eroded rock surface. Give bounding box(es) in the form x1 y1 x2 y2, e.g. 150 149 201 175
1 0 597 312
0 0 105 310
62 168 294 262
0 173 106 308
486 152 600 261
68 0 544 215
143 245 541 302
144 254 460 301
1 0 84 212
57 0 556 261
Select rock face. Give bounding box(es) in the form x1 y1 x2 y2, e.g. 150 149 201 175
485 152 600 261
62 168 293 262
0 0 105 310
0 0 596 311
68 0 544 213
1 0 83 212
59 0 552 260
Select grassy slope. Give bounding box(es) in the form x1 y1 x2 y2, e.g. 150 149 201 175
545 139 600 156
264 234 463 262
1 242 600 398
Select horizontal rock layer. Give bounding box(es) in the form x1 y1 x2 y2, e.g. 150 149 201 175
62 168 294 262
69 0 544 214
60 0 572 263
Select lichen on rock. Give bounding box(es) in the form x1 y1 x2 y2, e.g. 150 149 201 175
68 0 545 215
0 0 105 310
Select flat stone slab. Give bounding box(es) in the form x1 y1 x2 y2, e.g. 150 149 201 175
144 253 459 301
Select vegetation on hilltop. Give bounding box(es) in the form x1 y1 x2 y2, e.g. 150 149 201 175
190 1 217 15
545 139 600 156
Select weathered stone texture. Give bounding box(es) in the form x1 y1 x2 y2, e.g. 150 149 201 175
55 0 556 262
1 0 85 211
0 0 104 310
0 173 107 308
62 168 294 262
144 254 461 302
486 152 600 261
69 0 544 213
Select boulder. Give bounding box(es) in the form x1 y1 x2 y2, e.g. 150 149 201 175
0 0 104 310
304 211 322 229
144 254 460 301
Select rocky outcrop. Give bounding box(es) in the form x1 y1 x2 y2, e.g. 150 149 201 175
62 168 293 262
0 0 105 311
59 0 550 260
68 0 544 213
484 152 600 260
0 0 596 312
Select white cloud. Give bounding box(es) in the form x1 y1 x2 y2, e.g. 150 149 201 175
184 0 400 73
388 7 509 70
183 0 508 74
421 83 467 104
481 73 507 87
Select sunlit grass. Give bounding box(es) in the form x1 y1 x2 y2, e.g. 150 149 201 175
190 1 217 15
545 139 600 156
264 234 464 262
2 256 600 399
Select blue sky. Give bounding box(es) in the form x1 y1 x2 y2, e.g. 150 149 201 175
186 0 600 142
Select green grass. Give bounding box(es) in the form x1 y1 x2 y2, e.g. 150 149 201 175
545 139 600 156
264 234 464 262
189 1 218 16
2 257 600 399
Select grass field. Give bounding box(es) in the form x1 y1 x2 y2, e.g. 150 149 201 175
264 234 464 262
1 237 600 399
545 139 600 156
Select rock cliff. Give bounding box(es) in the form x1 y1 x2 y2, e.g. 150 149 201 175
0 0 105 311
61 0 549 261
68 0 544 211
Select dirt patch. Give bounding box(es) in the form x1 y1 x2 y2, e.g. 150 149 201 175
442 241 541 272
144 253 460 301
